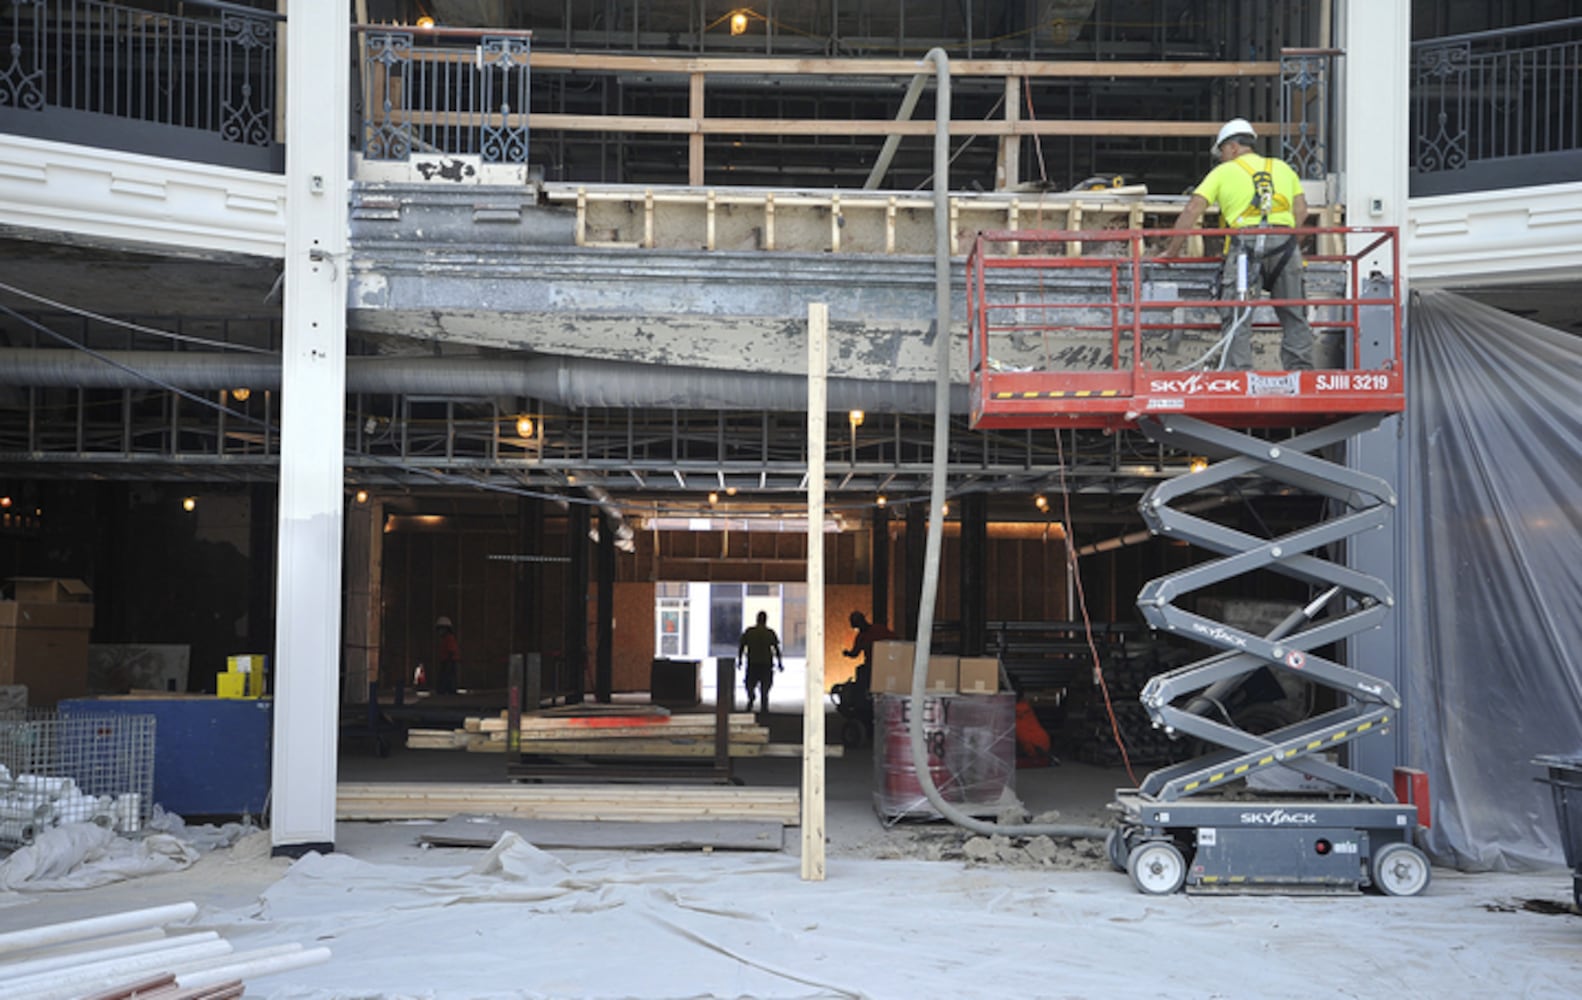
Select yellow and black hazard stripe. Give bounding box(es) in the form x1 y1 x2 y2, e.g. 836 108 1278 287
992 389 1122 400
1180 715 1390 793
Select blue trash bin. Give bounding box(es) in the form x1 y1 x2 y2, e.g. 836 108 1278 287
1532 754 1582 911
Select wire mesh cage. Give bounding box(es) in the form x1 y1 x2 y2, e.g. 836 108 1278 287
0 709 156 849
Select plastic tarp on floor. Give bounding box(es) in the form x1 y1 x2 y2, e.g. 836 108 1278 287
1405 290 1582 871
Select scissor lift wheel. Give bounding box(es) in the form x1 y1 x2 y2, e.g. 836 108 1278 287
1106 828 1131 873
1371 842 1432 897
1127 841 1187 895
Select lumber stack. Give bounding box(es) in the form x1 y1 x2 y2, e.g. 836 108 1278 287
0 902 330 1000
407 709 771 758
336 781 801 824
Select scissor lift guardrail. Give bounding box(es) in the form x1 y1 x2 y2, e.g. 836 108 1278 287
966 226 1403 430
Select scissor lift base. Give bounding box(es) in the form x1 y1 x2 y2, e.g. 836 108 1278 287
1110 789 1424 895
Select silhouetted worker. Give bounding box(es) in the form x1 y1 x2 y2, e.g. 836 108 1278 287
736 610 783 712
842 610 896 697
434 616 460 695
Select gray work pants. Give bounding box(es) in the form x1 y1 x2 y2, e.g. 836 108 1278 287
1219 233 1315 370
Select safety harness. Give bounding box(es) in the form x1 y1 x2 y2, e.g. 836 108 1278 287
1230 156 1297 292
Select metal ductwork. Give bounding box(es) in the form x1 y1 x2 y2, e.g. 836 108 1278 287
0 350 970 414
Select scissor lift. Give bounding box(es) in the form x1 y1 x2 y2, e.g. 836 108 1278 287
968 226 1432 896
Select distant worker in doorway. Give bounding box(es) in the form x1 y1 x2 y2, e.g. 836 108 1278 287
434 616 460 696
736 611 784 713
1161 118 1315 371
842 610 896 698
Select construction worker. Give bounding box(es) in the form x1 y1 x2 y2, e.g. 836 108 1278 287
736 610 783 713
1161 118 1315 371
842 610 896 698
434 616 460 695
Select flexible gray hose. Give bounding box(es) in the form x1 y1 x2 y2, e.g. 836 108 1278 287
902 48 1108 843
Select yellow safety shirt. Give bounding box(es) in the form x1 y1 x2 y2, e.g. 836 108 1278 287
1194 152 1302 228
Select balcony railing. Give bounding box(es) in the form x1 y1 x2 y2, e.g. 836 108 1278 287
2 1 1341 192
357 27 531 165
0 0 282 171
1411 17 1582 197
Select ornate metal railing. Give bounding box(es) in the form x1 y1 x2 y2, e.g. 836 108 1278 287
1411 17 1582 196
1278 49 1335 182
358 27 531 165
0 0 281 171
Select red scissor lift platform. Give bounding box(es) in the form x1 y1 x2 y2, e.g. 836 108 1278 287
966 226 1403 431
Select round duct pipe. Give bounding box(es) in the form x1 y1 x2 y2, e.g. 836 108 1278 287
0 350 969 414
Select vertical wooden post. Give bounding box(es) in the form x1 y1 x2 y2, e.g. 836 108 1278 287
998 75 1021 190
802 301 828 882
689 71 705 186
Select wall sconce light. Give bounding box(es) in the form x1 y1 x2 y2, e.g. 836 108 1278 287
416 15 436 29
515 415 534 439
182 497 197 512
1034 494 1049 512
1188 457 1209 474
231 387 251 402
354 490 369 505
730 10 749 35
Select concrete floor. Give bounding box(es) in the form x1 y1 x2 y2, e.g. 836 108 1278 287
5 706 1579 999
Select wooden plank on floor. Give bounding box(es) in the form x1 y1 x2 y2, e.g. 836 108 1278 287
336 781 801 824
417 816 786 851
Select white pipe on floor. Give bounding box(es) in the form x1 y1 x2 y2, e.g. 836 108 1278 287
165 942 305 976
0 931 219 980
0 938 231 1000
177 945 334 989
0 901 197 959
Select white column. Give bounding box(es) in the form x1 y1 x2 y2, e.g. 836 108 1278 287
271 0 350 853
1340 0 1410 786
1341 1 1410 276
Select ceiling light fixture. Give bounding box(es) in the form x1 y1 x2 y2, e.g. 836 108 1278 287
729 10 749 35
1034 494 1049 512
182 497 197 512
848 409 865 428
516 415 534 439
231 387 251 402
416 15 435 29
1188 457 1209 474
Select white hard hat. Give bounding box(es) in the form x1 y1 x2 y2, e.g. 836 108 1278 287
1213 118 1256 152
435 616 452 628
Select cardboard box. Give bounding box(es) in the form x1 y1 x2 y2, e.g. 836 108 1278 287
958 657 1001 694
0 577 94 707
871 641 958 694
10 577 93 604
216 673 249 699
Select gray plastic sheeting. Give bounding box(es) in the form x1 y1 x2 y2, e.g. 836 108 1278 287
1406 290 1582 871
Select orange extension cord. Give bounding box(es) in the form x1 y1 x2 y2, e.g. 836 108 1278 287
1054 427 1139 787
